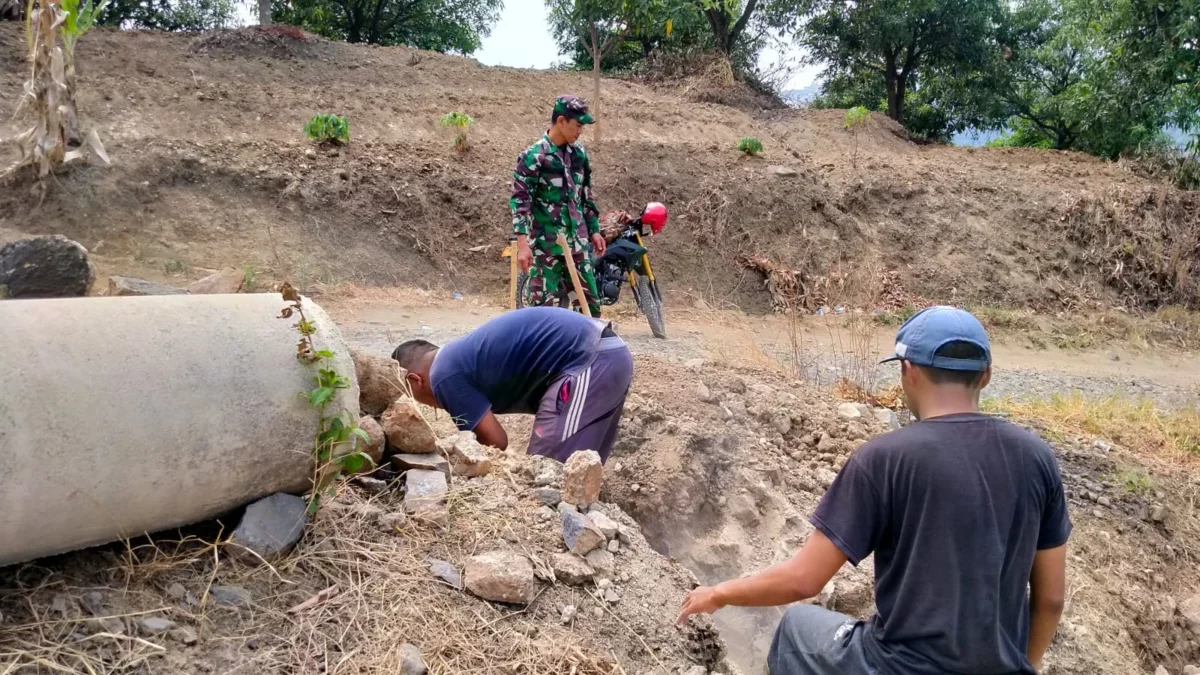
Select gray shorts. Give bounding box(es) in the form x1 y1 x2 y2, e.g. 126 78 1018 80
769 605 873 675
526 336 632 464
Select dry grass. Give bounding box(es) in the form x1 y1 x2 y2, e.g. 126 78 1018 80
0 460 708 675
984 392 1200 464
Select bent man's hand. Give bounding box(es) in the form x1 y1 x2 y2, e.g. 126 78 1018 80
677 585 723 625
591 232 607 257
517 241 534 272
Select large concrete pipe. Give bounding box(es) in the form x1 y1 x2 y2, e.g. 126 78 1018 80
0 293 359 566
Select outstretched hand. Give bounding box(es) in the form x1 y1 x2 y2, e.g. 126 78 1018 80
677 585 724 625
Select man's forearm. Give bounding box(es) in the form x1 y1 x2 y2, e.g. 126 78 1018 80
713 559 816 608
1026 601 1063 669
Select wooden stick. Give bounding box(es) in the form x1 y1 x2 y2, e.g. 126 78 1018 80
556 233 592 316
508 242 519 310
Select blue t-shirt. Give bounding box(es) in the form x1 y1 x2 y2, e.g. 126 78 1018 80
812 413 1072 675
429 307 606 431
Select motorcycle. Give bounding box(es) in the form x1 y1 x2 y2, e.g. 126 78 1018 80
503 202 669 339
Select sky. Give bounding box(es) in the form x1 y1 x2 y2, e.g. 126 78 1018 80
475 0 822 91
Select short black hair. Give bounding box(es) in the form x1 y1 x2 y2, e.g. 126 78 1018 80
391 339 438 372
915 341 989 387
551 110 564 125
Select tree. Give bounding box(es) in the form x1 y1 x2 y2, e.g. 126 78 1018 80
273 0 501 51
696 0 759 55
779 0 998 122
547 0 662 142
97 0 236 30
551 0 710 73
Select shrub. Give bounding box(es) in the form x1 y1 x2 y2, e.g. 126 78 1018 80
843 106 870 167
737 136 763 156
304 114 349 145
439 112 474 152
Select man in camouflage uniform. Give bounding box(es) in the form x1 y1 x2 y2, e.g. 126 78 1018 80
510 95 607 317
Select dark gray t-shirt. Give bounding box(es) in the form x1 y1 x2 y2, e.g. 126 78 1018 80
812 413 1072 675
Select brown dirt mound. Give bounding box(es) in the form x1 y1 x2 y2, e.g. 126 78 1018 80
2 23 1198 314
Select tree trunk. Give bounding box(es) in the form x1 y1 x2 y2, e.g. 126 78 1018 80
591 24 602 146
259 0 271 27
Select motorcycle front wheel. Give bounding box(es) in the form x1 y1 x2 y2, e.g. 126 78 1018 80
635 274 667 339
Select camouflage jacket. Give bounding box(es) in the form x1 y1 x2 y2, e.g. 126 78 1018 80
509 134 600 243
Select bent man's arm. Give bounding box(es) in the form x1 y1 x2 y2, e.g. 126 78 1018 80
677 530 847 623
1027 545 1067 671
510 148 540 238
472 410 509 451
580 147 600 237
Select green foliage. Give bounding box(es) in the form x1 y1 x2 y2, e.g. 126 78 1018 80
439 112 474 152
274 0 501 51
279 283 374 514
549 0 713 74
61 0 111 52
97 0 235 31
304 113 350 145
737 136 763 155
843 106 869 129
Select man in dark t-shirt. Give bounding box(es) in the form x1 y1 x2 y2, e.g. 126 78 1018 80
678 306 1072 675
391 307 633 463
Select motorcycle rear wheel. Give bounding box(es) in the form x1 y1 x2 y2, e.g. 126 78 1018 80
635 274 667 339
514 271 570 310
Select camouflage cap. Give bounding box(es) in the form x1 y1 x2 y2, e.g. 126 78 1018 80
553 95 595 124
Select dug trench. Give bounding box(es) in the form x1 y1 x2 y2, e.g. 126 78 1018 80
584 355 1200 675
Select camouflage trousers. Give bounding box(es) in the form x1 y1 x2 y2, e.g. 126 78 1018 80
526 235 601 317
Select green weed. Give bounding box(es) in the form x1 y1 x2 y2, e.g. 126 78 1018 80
439 112 474 152
843 106 870 167
304 113 350 145
242 262 258 291
737 136 763 156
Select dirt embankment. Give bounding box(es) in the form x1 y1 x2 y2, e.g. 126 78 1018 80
2 25 1198 315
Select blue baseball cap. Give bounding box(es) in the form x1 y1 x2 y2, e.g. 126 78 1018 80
880 306 992 371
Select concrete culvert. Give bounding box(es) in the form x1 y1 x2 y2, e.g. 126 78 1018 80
0 293 359 566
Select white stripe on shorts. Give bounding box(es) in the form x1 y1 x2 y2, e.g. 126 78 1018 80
562 366 592 441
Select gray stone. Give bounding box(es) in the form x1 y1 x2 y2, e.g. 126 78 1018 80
588 511 620 540
727 377 747 394
532 487 561 507
558 501 578 515
537 505 556 520
229 493 308 564
443 432 493 477
381 512 408 530
187 267 243 295
563 450 603 507
562 509 605 556
817 469 839 489
464 551 537 604
1150 504 1168 522
1098 495 1112 507
429 558 463 590
874 408 901 431
107 277 186 297
81 591 106 615
354 476 388 493
170 625 198 645
560 604 577 624
728 493 760 527
585 548 615 578
604 588 620 604
404 470 448 526
1182 666 1198 675
607 539 620 553
382 398 438 454
767 165 798 177
1155 667 1170 675
0 235 94 298
209 586 252 607
551 552 595 585
392 453 450 475
772 414 792 435
696 382 715 403
400 643 428 675
684 358 704 371
684 667 708 675
816 433 838 453
352 350 404 417
616 524 634 546
166 583 187 600
837 402 863 421
1181 593 1200 634
139 616 177 635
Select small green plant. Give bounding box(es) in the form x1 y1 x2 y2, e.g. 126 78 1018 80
303 113 350 145
439 112 474 152
843 106 870 167
242 262 258 291
872 305 918 327
1116 467 1154 495
279 283 374 513
737 136 764 156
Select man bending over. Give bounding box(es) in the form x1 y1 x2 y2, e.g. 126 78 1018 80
392 307 632 463
678 306 1071 675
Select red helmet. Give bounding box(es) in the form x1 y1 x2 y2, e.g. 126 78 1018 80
641 202 668 235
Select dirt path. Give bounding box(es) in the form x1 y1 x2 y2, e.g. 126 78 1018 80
329 297 1200 408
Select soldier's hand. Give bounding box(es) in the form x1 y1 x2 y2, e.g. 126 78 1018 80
591 232 607 257
517 240 534 272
